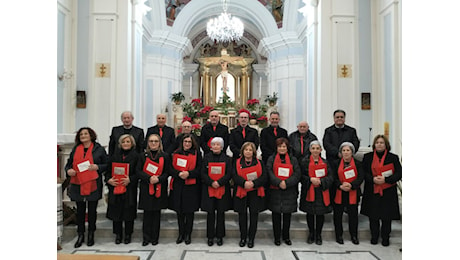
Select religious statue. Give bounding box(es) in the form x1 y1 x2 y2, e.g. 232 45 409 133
220 60 229 94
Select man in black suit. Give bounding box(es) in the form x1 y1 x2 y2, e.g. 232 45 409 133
200 110 229 155
145 113 176 154
322 109 360 161
108 111 145 156
229 110 259 159
174 120 200 152
260 111 288 164
288 121 318 161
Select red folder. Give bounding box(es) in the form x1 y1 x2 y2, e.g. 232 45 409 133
112 162 129 194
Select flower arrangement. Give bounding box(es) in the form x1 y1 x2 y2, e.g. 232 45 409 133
182 99 204 121
199 105 214 119
264 92 278 106
191 124 202 136
257 115 268 128
247 98 260 110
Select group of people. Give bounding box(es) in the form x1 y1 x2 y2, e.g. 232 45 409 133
65 109 401 249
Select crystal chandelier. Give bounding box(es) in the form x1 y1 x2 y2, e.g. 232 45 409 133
206 0 244 43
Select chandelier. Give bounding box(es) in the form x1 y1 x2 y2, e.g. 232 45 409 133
206 0 244 43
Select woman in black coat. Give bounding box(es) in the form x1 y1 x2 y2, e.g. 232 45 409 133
137 134 170 246
232 141 267 248
299 140 334 245
169 134 202 245
65 127 107 248
331 142 364 245
105 134 139 245
201 137 233 246
266 137 300 246
360 135 401 246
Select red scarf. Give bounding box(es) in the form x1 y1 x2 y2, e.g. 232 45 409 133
208 162 226 199
334 158 358 204
171 151 197 189
143 157 164 198
270 153 293 189
371 150 396 196
306 156 330 206
71 143 98 196
235 158 265 198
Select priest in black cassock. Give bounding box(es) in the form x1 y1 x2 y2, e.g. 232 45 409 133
108 111 145 156
229 109 259 160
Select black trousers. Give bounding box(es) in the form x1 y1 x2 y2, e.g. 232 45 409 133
238 210 259 240
333 203 359 237
272 212 291 240
207 211 225 239
113 220 134 236
76 200 98 234
306 213 325 236
142 210 161 242
177 212 194 236
370 218 392 240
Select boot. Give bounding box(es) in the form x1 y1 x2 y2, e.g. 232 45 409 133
87 231 95 246
74 233 84 248
115 233 122 244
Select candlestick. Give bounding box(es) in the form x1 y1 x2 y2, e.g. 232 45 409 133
189 76 192 97
259 76 262 98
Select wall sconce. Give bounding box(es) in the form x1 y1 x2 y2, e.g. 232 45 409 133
58 68 73 81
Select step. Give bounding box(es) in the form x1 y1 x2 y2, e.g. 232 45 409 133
61 206 401 243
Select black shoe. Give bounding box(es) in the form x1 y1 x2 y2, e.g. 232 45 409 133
239 239 246 247
184 234 191 245
176 234 184 244
152 240 158 245
284 239 292 246
274 239 281 246
124 234 131 244
142 241 149 246
87 231 95 247
351 236 359 245
207 238 214 246
307 232 315 244
216 238 223 246
371 237 378 245
74 233 84 248
115 234 122 244
336 236 344 244
382 238 390 246
247 239 254 248
315 235 322 245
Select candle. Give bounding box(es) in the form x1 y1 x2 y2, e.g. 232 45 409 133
259 76 262 98
200 76 203 97
210 76 213 99
384 122 390 138
189 76 192 97
247 77 250 97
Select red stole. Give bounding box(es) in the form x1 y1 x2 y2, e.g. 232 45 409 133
112 162 129 194
335 158 358 204
143 157 164 197
306 156 330 206
171 151 197 189
208 162 226 199
371 150 396 196
270 153 293 189
70 143 98 196
235 158 265 198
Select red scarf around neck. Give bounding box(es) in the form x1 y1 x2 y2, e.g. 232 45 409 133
170 151 197 189
143 156 164 198
306 156 330 206
334 157 358 204
371 150 395 196
208 162 226 199
71 143 98 196
270 153 293 189
235 158 265 198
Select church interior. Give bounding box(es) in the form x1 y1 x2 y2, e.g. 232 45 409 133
54 0 407 259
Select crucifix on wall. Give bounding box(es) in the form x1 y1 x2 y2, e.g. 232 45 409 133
337 64 352 78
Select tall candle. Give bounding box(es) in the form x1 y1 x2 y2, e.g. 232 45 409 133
247 77 250 97
210 76 213 100
384 122 390 138
189 75 192 97
259 76 262 98
200 76 203 97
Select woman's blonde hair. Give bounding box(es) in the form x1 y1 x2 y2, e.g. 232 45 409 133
240 142 257 158
118 134 136 149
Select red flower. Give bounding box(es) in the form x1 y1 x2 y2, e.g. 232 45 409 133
191 98 203 107
246 99 260 106
192 124 201 130
182 116 192 123
257 116 267 122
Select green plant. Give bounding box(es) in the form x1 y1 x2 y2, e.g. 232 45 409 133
170 92 185 103
264 92 278 103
